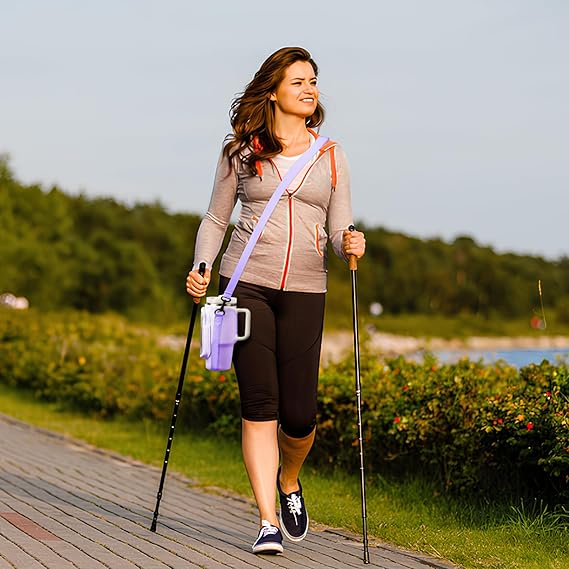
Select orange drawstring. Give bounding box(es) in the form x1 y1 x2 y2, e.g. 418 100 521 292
315 137 338 191
253 136 263 180
329 146 337 190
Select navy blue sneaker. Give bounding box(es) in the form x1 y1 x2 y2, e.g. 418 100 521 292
277 468 309 541
252 520 283 554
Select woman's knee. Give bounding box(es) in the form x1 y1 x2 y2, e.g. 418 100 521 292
279 415 316 439
241 397 279 422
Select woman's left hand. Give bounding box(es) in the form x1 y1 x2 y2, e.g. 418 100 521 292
342 228 366 259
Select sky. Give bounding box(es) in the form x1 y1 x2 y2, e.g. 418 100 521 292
1 0 568 260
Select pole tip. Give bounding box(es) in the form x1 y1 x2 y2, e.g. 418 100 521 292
150 521 157 532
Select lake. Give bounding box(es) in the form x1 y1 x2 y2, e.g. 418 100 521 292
424 348 569 367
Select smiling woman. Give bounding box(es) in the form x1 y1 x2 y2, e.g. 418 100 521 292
224 46 326 175
269 61 320 154
184 46 366 556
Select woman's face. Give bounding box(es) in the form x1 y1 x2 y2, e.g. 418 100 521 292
270 60 319 119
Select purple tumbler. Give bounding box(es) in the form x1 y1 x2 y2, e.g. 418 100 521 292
200 296 251 371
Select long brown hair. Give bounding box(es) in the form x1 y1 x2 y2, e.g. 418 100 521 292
223 47 325 176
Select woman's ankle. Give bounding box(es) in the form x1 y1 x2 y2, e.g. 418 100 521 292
278 467 300 494
259 514 279 528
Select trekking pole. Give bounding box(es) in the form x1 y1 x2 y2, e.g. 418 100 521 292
150 262 206 532
348 225 370 564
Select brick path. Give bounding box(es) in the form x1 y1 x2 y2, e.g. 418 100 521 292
0 414 459 569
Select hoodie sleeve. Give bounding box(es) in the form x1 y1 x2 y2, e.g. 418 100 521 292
192 150 238 270
327 144 353 261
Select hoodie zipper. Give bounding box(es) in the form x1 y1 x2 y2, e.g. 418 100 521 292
270 142 337 290
279 194 295 290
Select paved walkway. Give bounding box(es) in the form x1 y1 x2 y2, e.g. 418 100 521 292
0 414 459 569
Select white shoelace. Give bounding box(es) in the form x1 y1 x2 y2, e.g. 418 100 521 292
286 493 303 524
259 522 279 538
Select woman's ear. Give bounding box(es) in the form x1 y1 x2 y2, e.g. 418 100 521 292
269 92 277 102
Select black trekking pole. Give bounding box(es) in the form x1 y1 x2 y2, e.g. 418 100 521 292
150 262 206 532
348 225 370 563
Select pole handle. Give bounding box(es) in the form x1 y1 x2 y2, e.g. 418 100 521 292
348 225 358 271
192 262 207 304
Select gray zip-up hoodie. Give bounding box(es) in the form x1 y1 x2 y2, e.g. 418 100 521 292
192 133 353 293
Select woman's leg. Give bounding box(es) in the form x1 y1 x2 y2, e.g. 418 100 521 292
276 289 325 484
277 426 316 494
241 419 279 525
274 290 325 540
223 277 281 528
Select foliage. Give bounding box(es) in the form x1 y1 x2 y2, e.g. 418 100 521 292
1 308 567 504
316 354 568 504
2 155 569 325
0 156 202 323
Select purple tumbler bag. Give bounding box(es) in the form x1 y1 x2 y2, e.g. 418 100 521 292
200 297 250 371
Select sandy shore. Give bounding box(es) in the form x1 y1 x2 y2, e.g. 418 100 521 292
158 330 569 365
321 330 569 365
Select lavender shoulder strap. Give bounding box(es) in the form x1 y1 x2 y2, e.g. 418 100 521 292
221 135 329 302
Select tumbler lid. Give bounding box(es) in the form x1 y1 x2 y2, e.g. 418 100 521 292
206 295 237 306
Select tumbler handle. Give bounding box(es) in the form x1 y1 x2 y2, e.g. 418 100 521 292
236 308 251 341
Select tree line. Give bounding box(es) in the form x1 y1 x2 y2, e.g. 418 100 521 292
1 155 568 325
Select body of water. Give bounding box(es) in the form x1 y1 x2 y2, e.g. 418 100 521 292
426 348 569 367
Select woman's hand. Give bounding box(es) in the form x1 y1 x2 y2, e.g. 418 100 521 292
185 268 211 304
342 229 366 259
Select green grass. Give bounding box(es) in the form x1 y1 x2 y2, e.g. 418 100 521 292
355 313 569 339
0 383 567 569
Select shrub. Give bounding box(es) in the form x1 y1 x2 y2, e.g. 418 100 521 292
1 308 567 503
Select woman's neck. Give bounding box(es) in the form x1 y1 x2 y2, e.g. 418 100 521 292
274 114 311 157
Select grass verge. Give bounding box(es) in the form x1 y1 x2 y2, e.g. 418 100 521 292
357 313 569 339
0 383 567 569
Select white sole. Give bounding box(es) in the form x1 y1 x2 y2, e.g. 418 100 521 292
279 512 309 542
252 542 284 554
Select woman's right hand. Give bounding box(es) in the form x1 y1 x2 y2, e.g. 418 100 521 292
185 268 211 304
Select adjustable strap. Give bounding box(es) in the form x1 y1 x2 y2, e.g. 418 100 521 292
221 135 329 301
211 309 225 366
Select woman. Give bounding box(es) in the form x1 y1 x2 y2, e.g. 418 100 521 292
186 46 365 555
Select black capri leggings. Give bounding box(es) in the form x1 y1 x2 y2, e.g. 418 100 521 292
219 276 325 439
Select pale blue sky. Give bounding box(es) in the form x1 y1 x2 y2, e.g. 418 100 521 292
1 0 567 259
